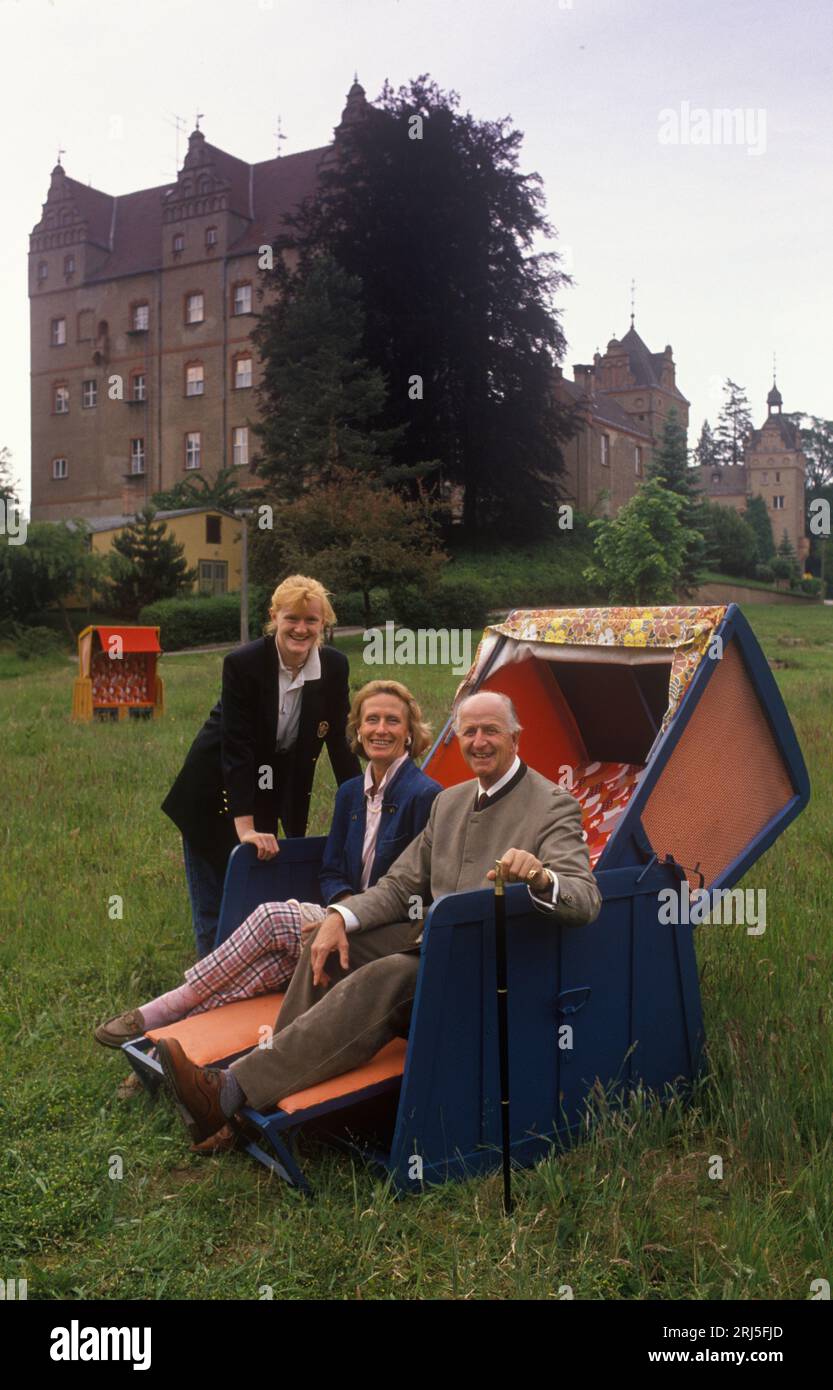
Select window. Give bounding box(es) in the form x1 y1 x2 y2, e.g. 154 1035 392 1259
173 232 185 254
82 380 97 409
185 432 201 470
205 226 218 249
63 254 75 276
131 372 147 402
600 433 610 467
232 425 249 467
37 261 48 283
54 384 69 414
775 471 781 482
131 302 149 331
711 471 722 485
52 457 68 480
130 438 145 475
77 309 94 342
51 317 66 346
773 496 785 510
199 560 228 595
185 292 204 324
234 355 252 389
761 472 768 483
232 282 252 315
635 446 643 477
185 363 205 397
206 515 221 544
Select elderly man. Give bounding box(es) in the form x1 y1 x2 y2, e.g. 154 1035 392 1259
157 691 602 1142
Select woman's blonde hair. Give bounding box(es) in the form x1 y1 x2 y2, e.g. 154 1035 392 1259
347 679 433 760
264 575 336 640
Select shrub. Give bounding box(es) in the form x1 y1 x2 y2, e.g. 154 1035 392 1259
754 563 775 584
139 587 270 651
11 624 65 660
389 576 491 631
799 577 822 596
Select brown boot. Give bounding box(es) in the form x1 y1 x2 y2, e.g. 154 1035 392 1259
156 1037 227 1144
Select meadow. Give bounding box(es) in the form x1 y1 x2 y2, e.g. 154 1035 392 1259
0 606 830 1300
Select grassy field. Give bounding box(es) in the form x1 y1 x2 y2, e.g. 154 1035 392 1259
0 607 831 1300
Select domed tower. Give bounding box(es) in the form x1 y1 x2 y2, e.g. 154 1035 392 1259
745 376 808 564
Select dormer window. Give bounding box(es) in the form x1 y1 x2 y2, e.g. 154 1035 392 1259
173 233 185 254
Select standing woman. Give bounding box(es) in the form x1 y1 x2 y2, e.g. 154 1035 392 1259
161 574 361 958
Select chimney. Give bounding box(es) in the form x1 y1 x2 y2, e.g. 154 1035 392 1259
573 364 595 398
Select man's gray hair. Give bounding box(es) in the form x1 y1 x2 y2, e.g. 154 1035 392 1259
453 691 523 735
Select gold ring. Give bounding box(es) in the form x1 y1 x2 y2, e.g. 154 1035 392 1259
527 870 536 882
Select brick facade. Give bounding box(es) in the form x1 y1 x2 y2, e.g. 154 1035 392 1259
554 324 689 515
28 86 369 523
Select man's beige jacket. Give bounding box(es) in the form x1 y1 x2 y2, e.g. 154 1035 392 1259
342 765 603 932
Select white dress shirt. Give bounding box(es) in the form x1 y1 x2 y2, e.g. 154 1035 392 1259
275 641 321 751
333 754 559 932
359 752 410 890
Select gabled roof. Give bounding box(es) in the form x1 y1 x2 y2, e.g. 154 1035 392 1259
560 376 652 439
747 415 802 452
619 325 661 387
33 142 327 282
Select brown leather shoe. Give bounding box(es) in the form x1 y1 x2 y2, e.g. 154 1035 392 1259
94 1008 147 1049
156 1037 227 1144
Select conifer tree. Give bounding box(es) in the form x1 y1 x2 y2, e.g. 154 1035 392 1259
714 379 753 467
106 507 196 617
647 407 707 593
743 494 775 565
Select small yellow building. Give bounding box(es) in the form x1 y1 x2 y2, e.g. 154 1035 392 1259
88 506 242 595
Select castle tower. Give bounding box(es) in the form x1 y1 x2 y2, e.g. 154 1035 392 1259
744 379 808 564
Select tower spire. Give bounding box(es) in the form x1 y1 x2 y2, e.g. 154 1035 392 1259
630 277 636 328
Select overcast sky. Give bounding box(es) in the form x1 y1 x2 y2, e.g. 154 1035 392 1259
2 0 830 514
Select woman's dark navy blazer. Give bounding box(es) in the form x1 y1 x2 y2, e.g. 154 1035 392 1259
319 757 442 906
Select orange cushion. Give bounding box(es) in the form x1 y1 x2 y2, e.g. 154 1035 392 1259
276 1039 407 1114
146 993 285 1066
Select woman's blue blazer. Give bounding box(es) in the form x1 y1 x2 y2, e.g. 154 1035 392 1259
319 758 442 906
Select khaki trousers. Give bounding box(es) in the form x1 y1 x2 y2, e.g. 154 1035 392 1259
230 919 422 1110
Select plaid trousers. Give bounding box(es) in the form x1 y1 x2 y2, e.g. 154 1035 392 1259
183 899 324 1013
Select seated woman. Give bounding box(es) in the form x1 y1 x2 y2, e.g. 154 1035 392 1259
95 680 441 1045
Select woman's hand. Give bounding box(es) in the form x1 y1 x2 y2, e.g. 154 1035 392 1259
238 828 280 860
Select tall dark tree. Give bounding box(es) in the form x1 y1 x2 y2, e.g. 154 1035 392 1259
743 494 775 565
784 413 833 490
647 407 707 593
692 419 719 471
273 76 573 537
105 507 196 617
714 379 753 467
252 255 420 500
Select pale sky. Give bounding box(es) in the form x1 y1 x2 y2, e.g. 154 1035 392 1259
2 0 831 515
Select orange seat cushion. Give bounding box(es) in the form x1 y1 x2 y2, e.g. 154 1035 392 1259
570 761 643 867
146 993 285 1066
276 1039 407 1114
146 995 406 1117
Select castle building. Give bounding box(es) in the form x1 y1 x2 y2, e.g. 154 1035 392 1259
553 322 690 514
694 381 808 563
29 83 369 526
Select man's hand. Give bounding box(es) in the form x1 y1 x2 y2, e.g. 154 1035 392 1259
487 848 550 895
310 912 350 988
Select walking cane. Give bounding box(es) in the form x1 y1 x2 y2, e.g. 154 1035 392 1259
494 859 513 1215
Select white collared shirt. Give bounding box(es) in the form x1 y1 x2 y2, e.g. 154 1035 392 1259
276 641 321 751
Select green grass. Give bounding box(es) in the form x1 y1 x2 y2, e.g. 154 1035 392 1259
0 611 831 1300
700 570 819 598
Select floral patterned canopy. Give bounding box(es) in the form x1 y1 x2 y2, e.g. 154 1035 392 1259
459 605 728 732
